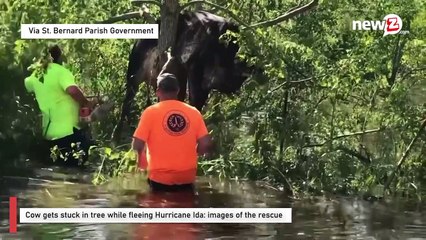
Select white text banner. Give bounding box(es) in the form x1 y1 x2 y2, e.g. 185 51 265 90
20 208 292 223
21 24 158 39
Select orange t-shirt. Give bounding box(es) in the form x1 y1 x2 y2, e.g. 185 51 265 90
133 100 208 185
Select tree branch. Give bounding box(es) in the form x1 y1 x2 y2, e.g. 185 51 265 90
399 66 426 81
303 128 384 148
279 88 290 160
140 4 157 23
272 165 295 196
247 0 319 29
181 0 250 28
98 11 144 24
387 34 407 86
285 59 309 78
130 0 162 7
384 118 426 192
268 72 327 95
267 77 313 94
180 0 204 9
336 145 372 164
98 5 156 24
223 76 317 122
307 91 327 117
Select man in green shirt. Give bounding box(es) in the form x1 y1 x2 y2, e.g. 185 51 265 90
24 45 95 167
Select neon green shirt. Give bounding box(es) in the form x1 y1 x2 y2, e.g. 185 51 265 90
24 63 80 140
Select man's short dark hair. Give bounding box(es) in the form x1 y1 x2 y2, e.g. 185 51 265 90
48 44 62 62
157 73 179 93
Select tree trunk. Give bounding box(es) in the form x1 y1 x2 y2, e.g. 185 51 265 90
279 89 289 160
158 0 180 53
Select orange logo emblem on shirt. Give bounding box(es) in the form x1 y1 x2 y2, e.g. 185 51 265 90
163 111 190 136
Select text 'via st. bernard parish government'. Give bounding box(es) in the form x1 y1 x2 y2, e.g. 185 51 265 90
20 24 159 39
20 208 292 223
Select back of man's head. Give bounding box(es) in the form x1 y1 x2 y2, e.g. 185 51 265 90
48 44 62 64
157 73 179 93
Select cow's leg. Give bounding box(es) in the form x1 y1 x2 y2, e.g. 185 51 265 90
111 75 142 144
159 55 188 102
146 80 152 107
190 81 209 112
177 73 187 102
112 40 154 144
112 52 148 144
187 62 209 111
174 61 188 102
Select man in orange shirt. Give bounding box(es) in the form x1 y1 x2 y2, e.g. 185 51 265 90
132 73 213 192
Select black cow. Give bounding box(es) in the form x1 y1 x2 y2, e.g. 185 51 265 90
111 10 257 142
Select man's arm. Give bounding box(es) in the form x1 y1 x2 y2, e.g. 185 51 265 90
66 86 91 107
132 108 152 169
24 75 35 93
197 134 213 156
196 112 214 157
132 137 147 170
59 67 94 108
132 137 146 154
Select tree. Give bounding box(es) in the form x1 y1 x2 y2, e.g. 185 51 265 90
103 0 319 50
102 0 319 143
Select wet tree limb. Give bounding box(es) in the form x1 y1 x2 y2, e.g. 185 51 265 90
302 128 384 148
384 118 426 192
247 0 319 29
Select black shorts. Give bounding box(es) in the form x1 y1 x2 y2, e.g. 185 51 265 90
147 178 194 192
47 127 92 167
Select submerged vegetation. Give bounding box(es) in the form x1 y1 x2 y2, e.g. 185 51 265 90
0 0 425 199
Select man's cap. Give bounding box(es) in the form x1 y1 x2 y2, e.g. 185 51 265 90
157 73 179 92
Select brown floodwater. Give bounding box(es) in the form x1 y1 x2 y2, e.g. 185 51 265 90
0 166 425 240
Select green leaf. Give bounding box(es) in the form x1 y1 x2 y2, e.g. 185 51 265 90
104 147 112 156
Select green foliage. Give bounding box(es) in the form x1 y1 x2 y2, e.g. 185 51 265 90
0 0 149 164
91 145 138 185
199 0 426 198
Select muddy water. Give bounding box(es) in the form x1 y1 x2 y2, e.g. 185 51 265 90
0 167 425 240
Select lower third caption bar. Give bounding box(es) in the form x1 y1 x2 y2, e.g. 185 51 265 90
20 208 292 223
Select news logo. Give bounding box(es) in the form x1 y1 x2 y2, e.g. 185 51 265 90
352 14 408 36
383 14 402 36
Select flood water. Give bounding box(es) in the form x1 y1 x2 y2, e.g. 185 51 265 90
1 166 426 240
